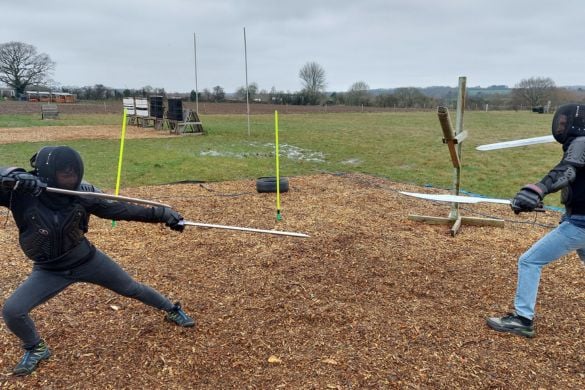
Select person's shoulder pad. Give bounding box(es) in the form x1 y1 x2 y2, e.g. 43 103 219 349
564 137 585 167
0 167 26 177
78 181 103 194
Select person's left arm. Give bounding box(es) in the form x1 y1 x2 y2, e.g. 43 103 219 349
511 137 585 213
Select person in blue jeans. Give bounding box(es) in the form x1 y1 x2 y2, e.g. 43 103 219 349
1 145 195 376
487 103 585 338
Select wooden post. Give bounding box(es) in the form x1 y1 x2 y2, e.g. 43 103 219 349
450 76 466 221
438 106 460 168
408 76 504 236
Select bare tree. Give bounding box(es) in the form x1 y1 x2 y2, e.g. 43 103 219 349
202 88 212 102
393 87 434 108
346 81 370 106
0 41 55 96
236 82 258 100
299 61 326 104
511 77 557 108
212 85 225 102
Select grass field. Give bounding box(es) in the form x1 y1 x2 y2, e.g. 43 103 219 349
0 110 563 205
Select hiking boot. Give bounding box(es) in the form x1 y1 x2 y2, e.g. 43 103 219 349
486 312 535 338
165 302 195 327
13 340 52 376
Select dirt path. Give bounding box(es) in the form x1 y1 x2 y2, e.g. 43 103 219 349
0 125 176 144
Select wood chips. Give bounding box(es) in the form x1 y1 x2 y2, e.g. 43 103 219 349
0 173 584 388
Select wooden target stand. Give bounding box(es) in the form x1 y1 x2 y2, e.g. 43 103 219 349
408 77 504 236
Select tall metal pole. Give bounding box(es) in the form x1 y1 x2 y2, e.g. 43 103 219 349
193 33 199 114
244 27 250 136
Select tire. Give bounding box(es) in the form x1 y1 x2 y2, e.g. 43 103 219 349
256 176 289 193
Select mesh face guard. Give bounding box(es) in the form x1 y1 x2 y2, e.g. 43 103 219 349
552 103 585 144
31 146 84 189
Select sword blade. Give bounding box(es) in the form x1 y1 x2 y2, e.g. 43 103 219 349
399 191 511 205
181 220 310 238
46 187 171 208
476 135 554 151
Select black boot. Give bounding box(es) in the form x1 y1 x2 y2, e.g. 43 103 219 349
13 340 52 376
165 302 195 327
486 312 535 338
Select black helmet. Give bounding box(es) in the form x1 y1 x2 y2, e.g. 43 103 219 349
552 103 585 144
30 146 84 189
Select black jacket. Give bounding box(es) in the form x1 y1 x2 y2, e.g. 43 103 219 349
0 179 165 270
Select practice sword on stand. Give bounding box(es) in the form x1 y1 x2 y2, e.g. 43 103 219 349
399 191 545 212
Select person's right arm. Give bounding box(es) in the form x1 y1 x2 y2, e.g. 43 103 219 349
79 182 184 231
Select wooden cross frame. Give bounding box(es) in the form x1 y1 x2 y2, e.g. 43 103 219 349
407 77 504 236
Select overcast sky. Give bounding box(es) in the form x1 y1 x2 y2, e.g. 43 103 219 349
1 0 582 93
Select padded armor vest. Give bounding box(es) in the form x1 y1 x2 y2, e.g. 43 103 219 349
564 169 585 214
2 189 94 269
20 199 88 260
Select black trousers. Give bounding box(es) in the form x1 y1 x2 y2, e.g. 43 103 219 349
2 249 174 349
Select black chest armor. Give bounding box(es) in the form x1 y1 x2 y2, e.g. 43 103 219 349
10 193 91 267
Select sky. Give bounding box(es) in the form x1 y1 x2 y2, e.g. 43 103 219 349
1 0 583 93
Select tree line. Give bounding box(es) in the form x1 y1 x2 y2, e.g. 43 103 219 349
2 41 585 110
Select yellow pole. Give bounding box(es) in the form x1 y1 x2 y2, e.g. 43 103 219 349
112 108 128 227
275 110 281 221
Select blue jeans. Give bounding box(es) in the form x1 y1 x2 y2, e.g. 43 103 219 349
515 219 585 319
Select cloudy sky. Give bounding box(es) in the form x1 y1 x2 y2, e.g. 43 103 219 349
1 0 582 93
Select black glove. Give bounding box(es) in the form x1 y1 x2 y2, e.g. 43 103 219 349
11 173 47 197
0 176 17 191
156 207 185 232
511 183 545 214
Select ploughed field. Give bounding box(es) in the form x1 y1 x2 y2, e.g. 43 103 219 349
0 100 427 116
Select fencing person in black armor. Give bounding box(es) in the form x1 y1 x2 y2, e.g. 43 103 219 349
487 103 585 338
0 146 195 376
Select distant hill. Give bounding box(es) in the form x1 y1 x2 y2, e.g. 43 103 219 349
368 88 395 96
562 85 585 91
466 86 511 97
367 85 511 99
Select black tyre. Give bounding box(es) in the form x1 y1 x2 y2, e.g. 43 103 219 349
256 176 289 193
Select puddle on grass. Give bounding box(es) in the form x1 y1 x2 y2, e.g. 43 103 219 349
273 143 326 162
199 150 244 158
341 158 362 165
199 143 326 162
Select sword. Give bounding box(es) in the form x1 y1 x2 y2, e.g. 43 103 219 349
476 135 554 151
399 191 511 204
46 187 172 208
180 220 310 238
399 191 546 212
3 176 171 208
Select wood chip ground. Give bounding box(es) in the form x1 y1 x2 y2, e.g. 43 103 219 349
0 125 584 388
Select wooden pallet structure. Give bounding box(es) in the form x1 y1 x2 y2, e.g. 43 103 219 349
123 97 137 125
41 104 59 120
134 97 156 128
165 109 204 135
407 76 504 236
122 97 205 135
